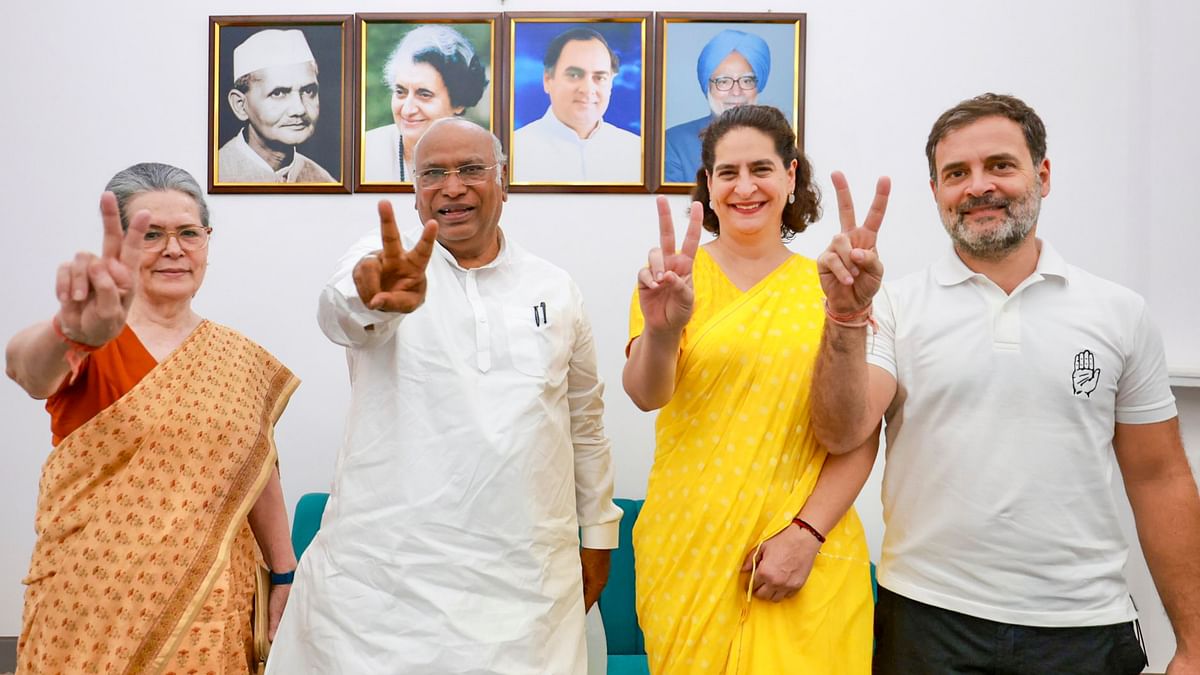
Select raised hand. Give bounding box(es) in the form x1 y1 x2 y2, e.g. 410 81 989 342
55 192 150 346
817 172 891 314
1072 349 1101 397
636 196 702 335
352 200 438 313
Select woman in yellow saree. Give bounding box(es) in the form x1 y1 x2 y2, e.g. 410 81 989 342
624 106 882 674
6 163 299 675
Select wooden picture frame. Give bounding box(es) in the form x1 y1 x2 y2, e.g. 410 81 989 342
354 13 502 193
653 13 807 193
208 15 353 193
503 12 653 193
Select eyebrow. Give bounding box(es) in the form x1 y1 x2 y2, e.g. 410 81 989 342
713 159 776 172
939 152 1023 175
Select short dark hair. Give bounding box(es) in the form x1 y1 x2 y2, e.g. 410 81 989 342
690 105 820 242
543 28 619 74
925 93 1047 181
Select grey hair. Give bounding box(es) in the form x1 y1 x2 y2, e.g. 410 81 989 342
104 162 210 230
413 118 507 184
382 25 487 109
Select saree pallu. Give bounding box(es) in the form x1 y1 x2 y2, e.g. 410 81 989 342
18 321 298 675
629 251 873 674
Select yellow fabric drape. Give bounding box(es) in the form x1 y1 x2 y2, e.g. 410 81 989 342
18 321 298 675
630 251 872 674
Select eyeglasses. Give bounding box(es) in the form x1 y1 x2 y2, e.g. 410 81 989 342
415 164 499 190
710 75 758 92
141 226 212 252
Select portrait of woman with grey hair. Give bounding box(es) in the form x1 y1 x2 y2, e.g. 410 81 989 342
362 23 491 183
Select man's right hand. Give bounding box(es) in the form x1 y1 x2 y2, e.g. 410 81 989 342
353 200 438 313
636 196 702 335
817 172 890 314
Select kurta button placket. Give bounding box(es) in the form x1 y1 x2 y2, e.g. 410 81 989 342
464 270 491 372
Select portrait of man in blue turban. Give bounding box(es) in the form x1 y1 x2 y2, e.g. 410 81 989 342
662 28 774 184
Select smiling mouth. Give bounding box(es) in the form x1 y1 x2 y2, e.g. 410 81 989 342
438 205 475 219
730 202 766 213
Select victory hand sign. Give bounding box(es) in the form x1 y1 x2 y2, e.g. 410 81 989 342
56 192 150 346
637 196 703 335
353 200 438 313
817 172 891 314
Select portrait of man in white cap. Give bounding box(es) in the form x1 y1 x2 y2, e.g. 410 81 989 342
218 28 336 184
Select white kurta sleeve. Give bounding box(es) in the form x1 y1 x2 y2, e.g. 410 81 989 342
566 289 623 549
317 231 408 348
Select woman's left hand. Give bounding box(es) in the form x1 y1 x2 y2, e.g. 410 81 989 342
268 583 291 642
740 524 821 602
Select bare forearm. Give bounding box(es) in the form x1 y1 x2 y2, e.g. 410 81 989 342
797 430 880 536
5 320 72 399
810 323 874 452
622 328 682 411
1127 470 1200 653
248 468 298 573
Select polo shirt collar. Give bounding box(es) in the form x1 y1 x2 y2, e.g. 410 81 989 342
933 237 1071 287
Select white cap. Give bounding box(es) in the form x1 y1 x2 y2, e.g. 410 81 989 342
232 29 315 81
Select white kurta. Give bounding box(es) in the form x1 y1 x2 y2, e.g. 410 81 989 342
267 229 622 675
511 110 642 184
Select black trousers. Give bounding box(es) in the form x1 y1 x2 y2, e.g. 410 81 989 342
873 587 1147 675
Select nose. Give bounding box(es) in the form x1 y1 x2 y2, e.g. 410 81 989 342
284 91 306 116
400 96 418 117
733 168 756 196
161 233 186 256
964 172 995 198
439 172 469 197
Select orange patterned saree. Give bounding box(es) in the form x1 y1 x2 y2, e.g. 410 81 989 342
18 321 298 675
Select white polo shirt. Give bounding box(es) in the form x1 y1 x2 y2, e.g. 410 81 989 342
867 239 1176 627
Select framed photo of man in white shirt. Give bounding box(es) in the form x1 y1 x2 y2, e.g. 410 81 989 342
504 13 651 192
208 16 352 193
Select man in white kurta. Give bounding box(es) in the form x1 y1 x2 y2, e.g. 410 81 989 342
268 119 622 674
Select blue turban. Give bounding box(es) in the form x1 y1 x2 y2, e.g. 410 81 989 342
696 29 771 95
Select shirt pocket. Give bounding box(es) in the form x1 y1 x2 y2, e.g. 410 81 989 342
504 302 549 374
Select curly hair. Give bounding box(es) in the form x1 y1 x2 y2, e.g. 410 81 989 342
689 105 819 241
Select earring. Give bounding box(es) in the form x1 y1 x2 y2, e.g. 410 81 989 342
709 200 715 210
788 193 796 205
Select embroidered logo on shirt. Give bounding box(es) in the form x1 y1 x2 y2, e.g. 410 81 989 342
1072 349 1101 397
533 302 548 327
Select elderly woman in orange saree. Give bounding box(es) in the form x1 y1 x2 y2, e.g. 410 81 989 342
623 106 888 674
6 163 299 674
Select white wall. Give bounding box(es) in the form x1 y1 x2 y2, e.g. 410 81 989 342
2 0 1197 670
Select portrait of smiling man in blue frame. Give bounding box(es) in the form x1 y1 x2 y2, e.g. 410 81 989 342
658 16 805 190
210 19 349 191
508 17 648 189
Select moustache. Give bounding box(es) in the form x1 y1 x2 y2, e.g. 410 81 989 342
957 196 1009 214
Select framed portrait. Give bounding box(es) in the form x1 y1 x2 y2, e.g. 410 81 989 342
654 13 807 193
355 13 501 193
208 16 352 193
504 13 652 193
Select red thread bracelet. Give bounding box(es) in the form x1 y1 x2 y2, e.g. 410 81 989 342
51 315 105 379
792 517 826 543
824 300 878 334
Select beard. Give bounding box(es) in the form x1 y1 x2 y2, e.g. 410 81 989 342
940 180 1041 261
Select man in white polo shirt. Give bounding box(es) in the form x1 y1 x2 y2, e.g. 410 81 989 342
810 93 1200 674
